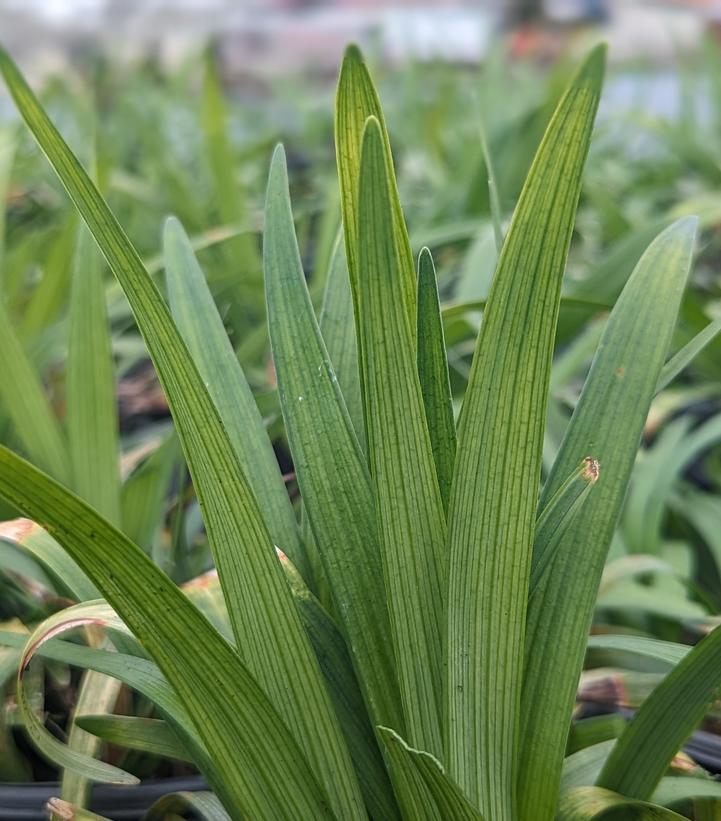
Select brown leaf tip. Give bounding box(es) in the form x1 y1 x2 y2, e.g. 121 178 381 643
582 457 600 483
46 797 75 819
0 517 36 543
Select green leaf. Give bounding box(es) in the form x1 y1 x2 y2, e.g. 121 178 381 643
120 433 178 551
656 316 721 393
445 44 605 819
378 727 485 821
318 235 364 443
145 791 231 821
518 216 698 821
0 518 98 601
0 297 69 483
335 44 416 329
278 548 401 821
0 46 364 819
0 448 334 820
67 221 121 526
163 216 306 576
597 623 721 800
416 247 457 513
75 715 190 762
16 603 141 786
558 786 686 820
357 117 446 755
529 457 599 596
586 634 689 671
264 143 403 732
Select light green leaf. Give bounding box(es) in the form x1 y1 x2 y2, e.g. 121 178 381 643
597 623 721 800
67 223 121 526
319 235 363 442
264 143 403 732
278 548 400 821
558 786 686 820
335 44 416 330
529 457 599 596
357 117 446 755
656 316 721 393
0 297 69 483
75 715 190 762
446 44 605 819
145 791 231 821
416 247 456 513
378 727 485 821
519 217 698 821
0 47 363 819
163 216 306 576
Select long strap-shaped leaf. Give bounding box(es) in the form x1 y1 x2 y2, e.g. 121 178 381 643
67 225 121 525
379 728 485 821
518 218 698 821
0 448 332 820
416 248 456 514
597 623 721 800
0 47 363 819
445 45 605 819
65 221 123 808
264 144 403 734
163 217 307 577
357 118 446 756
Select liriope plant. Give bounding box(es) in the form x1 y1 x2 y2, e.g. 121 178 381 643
0 41 720 821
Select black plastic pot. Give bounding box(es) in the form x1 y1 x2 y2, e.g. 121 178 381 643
0 775 207 820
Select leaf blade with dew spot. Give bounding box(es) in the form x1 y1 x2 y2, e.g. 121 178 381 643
445 44 605 820
529 456 599 596
518 217 698 821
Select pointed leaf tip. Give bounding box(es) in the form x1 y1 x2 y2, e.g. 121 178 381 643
343 43 364 65
578 42 607 84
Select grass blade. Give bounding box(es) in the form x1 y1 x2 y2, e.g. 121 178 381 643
319 235 363 442
445 45 605 819
357 118 446 755
529 457 598 596
597 624 721 799
163 216 307 577
75 716 190 762
656 317 721 393
518 218 698 821
417 247 456 513
0 47 364 818
67 225 121 525
264 144 403 733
